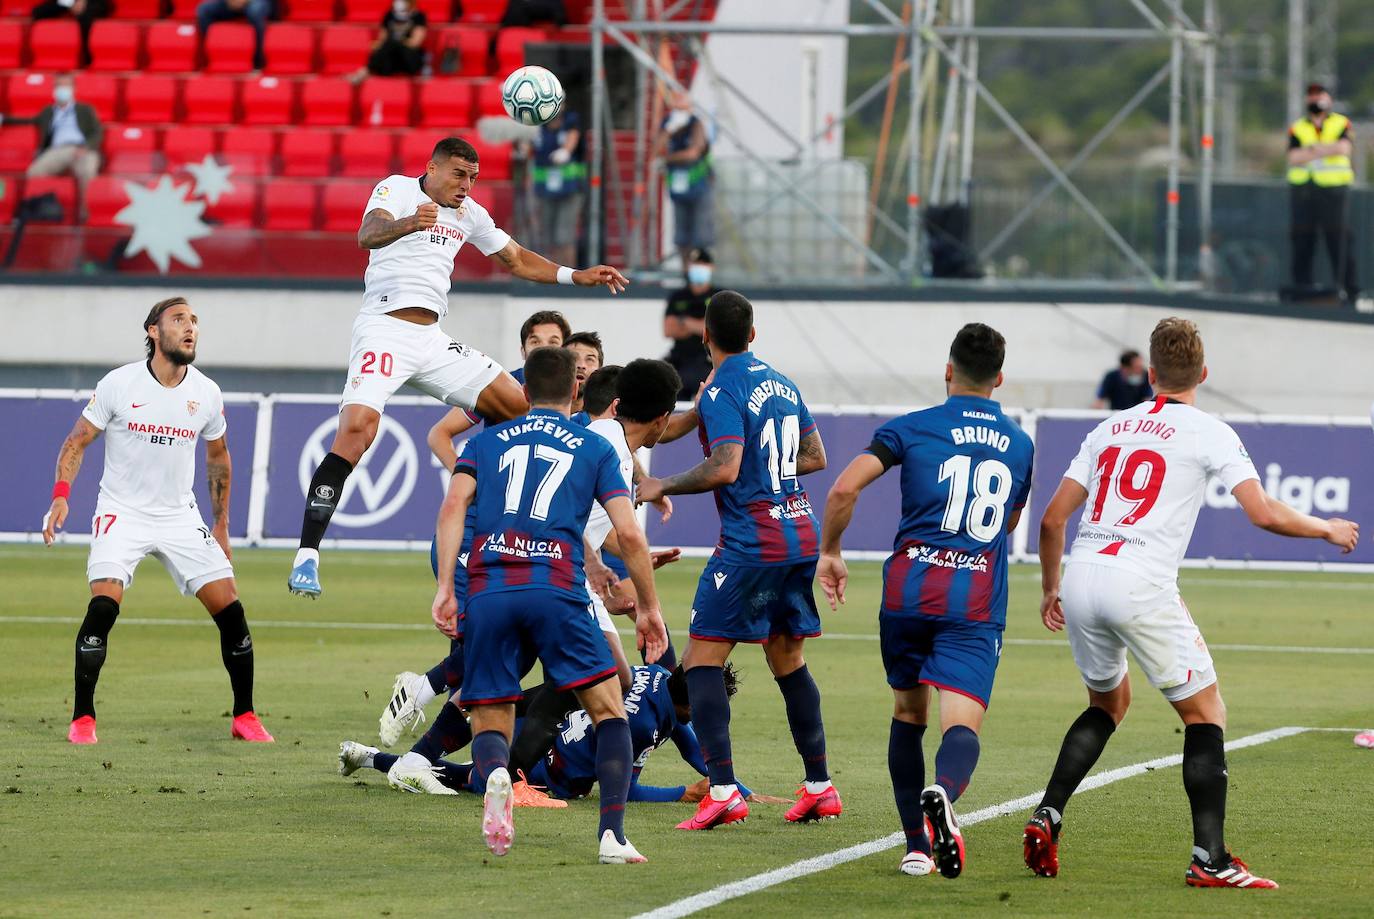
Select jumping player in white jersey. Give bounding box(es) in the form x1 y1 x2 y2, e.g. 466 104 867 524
1025 317 1359 889
289 136 629 599
41 298 272 746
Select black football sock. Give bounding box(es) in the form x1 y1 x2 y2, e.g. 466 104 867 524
776 664 830 783
508 684 579 776
410 697 474 761
299 452 353 551
212 601 254 717
73 595 119 721
685 666 736 787
888 719 930 855
594 717 633 844
933 725 981 803
424 639 465 695
1038 706 1117 818
1182 723 1228 865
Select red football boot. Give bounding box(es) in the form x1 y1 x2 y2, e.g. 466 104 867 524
785 783 843 822
676 787 749 830
1023 808 1060 878
1185 853 1278 889
68 716 98 745
231 712 274 742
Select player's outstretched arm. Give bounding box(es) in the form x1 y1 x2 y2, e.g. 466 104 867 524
1233 480 1360 552
432 471 475 636
205 434 233 560
488 239 628 293
1038 478 1089 631
630 455 673 522
658 407 699 444
817 453 886 610
426 408 477 471
604 496 668 662
43 416 101 546
636 442 742 505
796 430 827 476
357 206 434 250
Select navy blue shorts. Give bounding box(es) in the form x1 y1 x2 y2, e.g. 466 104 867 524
879 614 1003 708
602 548 629 581
430 535 469 609
689 557 822 644
459 589 617 706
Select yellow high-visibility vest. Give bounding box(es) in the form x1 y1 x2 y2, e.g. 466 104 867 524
1288 114 1354 186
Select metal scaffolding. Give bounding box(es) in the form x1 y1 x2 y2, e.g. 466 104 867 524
587 0 1221 290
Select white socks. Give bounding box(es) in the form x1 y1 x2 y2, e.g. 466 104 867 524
804 780 833 795
293 548 319 568
414 677 438 709
709 783 738 801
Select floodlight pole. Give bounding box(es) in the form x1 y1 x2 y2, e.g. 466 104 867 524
904 1 927 280
957 0 978 207
1166 22 1182 287
1200 0 1218 288
589 0 605 262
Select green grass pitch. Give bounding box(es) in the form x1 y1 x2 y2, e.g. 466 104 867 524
1 546 1370 917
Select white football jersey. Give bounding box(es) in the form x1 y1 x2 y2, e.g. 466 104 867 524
584 418 635 552
359 175 511 321
1063 397 1259 587
81 361 227 516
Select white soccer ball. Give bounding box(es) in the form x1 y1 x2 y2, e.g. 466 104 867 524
500 65 565 127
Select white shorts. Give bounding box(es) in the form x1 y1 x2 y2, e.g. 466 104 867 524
86 504 234 597
340 313 504 414
1060 562 1216 702
587 582 617 634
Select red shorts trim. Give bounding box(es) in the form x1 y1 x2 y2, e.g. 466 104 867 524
919 678 988 709
462 692 525 706
557 666 618 693
689 630 822 645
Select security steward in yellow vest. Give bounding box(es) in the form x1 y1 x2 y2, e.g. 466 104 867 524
1287 81 1359 302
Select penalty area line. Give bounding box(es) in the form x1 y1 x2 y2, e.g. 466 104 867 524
632 726 1312 919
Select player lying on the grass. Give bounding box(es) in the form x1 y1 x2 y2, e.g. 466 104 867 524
637 290 841 831
1027 317 1360 890
41 297 271 745
289 137 630 600
818 323 1034 879
432 347 669 863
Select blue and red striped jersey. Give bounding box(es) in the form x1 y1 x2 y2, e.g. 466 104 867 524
868 395 1034 627
456 409 630 602
696 351 820 567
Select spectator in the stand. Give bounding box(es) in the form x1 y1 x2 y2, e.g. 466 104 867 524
500 0 567 27
655 90 713 270
1094 349 1153 410
31 0 110 68
662 247 718 401
531 108 584 269
197 0 275 71
364 0 428 78
0 73 103 221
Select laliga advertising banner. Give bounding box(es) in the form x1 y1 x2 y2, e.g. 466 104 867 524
1026 413 1374 566
0 391 257 540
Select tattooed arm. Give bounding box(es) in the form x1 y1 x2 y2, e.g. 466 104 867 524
42 416 102 545
205 434 233 559
635 443 742 504
357 206 434 250
488 239 628 293
796 430 827 476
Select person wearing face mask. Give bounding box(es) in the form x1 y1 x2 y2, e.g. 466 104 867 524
196 0 275 71
655 90 714 271
662 248 718 401
0 73 103 220
1287 82 1360 306
363 0 429 78
1093 350 1153 412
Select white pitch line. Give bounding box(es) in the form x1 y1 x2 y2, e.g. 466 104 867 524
633 726 1311 919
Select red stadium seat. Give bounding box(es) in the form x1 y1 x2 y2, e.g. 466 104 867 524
162 125 218 168
8 73 56 118
85 175 133 229
262 179 319 230
220 126 278 176
341 0 384 24
264 23 316 75
182 76 239 125
338 128 395 177
168 0 201 18
145 22 200 72
468 139 511 180
413 0 453 24
301 79 355 126
472 77 506 119
452 28 490 77
241 76 297 126
494 27 547 73
0 127 36 172
417 78 473 128
398 129 442 173
22 175 77 224
205 22 258 73
358 78 413 127
279 129 336 177
30 19 82 71
73 73 120 123
111 0 164 18
103 124 160 175
87 21 141 71
319 25 374 76
0 20 24 70
201 179 258 227
123 75 178 123
0 173 21 223
322 179 377 231
283 0 339 22
462 0 505 23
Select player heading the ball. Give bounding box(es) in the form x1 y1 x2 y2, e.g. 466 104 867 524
288 136 629 600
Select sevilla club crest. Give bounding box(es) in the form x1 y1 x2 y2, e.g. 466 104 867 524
187 400 200 415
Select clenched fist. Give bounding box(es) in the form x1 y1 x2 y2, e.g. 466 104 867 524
413 202 439 231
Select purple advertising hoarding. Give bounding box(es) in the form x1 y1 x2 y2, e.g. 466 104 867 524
0 393 257 539
1027 414 1374 565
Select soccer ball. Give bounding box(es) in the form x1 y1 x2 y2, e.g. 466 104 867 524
500 66 565 127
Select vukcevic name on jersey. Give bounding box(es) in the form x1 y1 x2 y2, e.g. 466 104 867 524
867 395 1034 627
696 352 820 566
455 409 630 602
1064 396 1260 587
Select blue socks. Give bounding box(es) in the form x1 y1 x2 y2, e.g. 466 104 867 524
471 730 511 788
411 698 474 761
685 666 736 786
776 664 829 783
424 640 466 696
889 719 930 855
934 724 981 803
594 717 633 844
